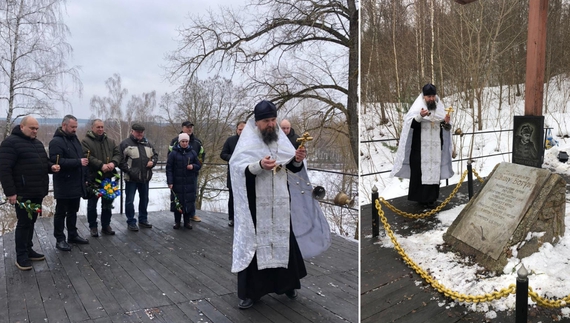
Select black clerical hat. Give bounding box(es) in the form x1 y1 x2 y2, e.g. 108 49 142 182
254 100 277 121
422 83 437 96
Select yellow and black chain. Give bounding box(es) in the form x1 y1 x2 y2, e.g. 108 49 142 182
528 287 570 309
375 198 515 302
379 169 486 219
375 165 570 308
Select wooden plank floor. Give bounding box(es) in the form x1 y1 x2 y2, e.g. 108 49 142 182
0 209 357 323
361 178 570 322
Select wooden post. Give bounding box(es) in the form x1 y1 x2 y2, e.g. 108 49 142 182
524 0 548 116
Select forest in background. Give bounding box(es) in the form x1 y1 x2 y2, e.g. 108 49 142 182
362 0 570 139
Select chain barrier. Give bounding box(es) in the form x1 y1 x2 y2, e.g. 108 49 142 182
376 166 570 308
379 170 467 218
379 169 487 219
375 198 516 302
528 287 570 309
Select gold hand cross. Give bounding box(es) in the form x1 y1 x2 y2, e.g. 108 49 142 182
445 106 454 116
296 132 313 149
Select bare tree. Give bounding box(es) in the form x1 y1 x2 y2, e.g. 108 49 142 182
126 90 156 124
90 73 128 141
0 0 81 139
159 76 247 209
167 0 358 167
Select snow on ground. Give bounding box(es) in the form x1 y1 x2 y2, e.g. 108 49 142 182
361 78 570 317
76 168 358 240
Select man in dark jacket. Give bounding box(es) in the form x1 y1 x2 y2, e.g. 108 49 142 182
0 116 60 270
280 119 300 149
169 120 204 222
49 115 90 251
81 119 122 237
119 123 158 231
220 121 245 227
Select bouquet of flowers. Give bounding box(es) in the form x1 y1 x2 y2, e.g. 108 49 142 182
170 188 183 213
16 197 42 220
88 171 121 208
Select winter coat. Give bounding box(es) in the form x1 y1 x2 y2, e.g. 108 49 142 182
166 144 202 213
119 134 158 183
169 133 205 163
81 131 121 181
220 134 239 188
0 125 53 198
287 127 301 149
49 127 88 199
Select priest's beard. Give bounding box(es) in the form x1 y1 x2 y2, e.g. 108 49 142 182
426 100 437 111
261 126 279 145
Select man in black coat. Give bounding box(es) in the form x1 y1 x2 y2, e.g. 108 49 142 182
280 119 300 149
0 116 60 270
49 115 90 251
220 121 246 227
169 120 205 222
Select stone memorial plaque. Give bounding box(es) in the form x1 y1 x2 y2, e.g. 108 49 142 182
448 163 549 259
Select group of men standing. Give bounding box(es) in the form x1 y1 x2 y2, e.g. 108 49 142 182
0 115 204 270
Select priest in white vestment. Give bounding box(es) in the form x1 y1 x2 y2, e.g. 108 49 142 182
229 100 330 310
391 83 454 206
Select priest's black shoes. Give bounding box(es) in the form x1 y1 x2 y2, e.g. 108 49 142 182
238 298 254 309
286 289 298 299
68 236 89 244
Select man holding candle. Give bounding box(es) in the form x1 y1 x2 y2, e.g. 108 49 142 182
0 116 60 270
49 114 90 251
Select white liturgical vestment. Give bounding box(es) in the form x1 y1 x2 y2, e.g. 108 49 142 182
229 119 331 273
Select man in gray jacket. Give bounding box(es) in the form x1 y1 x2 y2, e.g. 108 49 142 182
119 123 158 231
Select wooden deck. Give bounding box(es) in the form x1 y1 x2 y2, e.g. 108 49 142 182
0 209 357 323
361 179 570 322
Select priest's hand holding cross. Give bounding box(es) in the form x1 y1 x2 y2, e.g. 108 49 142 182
294 132 312 162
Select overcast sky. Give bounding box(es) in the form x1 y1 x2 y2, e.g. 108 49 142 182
62 0 234 119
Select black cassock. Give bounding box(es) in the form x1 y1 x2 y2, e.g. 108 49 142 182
407 119 443 204
237 161 307 301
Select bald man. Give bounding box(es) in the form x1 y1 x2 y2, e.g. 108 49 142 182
0 116 60 270
280 119 300 149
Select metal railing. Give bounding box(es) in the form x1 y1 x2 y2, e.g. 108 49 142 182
360 127 552 179
117 161 359 214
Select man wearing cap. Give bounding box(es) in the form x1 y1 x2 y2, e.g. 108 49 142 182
119 123 158 231
391 83 454 207
169 120 204 222
229 100 328 310
220 121 246 227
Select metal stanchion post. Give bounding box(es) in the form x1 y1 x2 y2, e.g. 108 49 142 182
516 264 529 323
467 161 474 200
372 185 379 237
120 170 124 214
